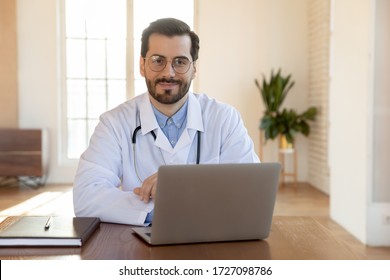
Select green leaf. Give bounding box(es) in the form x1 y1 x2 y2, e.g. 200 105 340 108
255 70 318 143
284 133 292 144
301 107 318 120
299 121 310 135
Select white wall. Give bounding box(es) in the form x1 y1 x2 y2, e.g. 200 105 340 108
17 0 311 183
368 0 390 246
330 0 390 246
329 0 371 243
373 0 390 203
196 0 310 180
17 0 76 183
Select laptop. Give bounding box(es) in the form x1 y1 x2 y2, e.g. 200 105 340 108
132 162 281 245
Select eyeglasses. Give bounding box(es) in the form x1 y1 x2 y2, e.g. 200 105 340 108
144 55 193 74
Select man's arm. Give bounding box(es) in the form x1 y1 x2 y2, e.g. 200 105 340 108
219 107 260 163
73 117 154 226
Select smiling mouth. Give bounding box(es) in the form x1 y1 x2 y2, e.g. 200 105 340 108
156 78 181 85
156 79 181 90
157 83 178 91
158 81 177 86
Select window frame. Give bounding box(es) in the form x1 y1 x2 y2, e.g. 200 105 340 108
59 0 132 165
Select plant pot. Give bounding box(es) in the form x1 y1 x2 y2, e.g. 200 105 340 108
279 135 293 150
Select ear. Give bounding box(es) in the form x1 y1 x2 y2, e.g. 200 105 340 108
140 56 146 77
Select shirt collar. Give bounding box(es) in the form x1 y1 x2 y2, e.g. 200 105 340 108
151 98 188 129
139 92 204 135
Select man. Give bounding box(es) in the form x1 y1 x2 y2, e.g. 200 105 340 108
73 18 259 225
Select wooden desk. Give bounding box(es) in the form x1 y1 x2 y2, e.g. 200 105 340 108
0 217 358 260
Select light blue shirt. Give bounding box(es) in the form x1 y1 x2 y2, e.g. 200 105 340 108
151 99 188 148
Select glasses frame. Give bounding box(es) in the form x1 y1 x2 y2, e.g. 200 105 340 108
144 55 193 74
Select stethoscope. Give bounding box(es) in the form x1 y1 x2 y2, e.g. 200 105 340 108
131 125 201 183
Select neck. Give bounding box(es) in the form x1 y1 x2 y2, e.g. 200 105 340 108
149 95 189 117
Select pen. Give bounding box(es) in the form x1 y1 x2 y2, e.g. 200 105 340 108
44 216 53 230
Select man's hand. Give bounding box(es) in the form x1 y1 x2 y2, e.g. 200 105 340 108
133 172 158 203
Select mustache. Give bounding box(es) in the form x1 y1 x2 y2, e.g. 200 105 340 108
155 78 182 85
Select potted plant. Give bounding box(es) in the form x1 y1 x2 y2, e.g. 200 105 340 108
255 69 317 149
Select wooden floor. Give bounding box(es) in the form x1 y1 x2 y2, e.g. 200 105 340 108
1 181 390 259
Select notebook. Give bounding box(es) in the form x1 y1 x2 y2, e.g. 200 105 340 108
0 216 100 247
132 162 281 245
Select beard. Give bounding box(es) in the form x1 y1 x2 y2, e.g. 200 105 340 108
146 77 191 104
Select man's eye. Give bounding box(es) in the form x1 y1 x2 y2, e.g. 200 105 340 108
152 57 165 64
174 58 189 66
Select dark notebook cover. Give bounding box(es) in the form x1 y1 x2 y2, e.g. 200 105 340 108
0 216 100 247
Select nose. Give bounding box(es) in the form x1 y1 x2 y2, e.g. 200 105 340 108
161 61 176 77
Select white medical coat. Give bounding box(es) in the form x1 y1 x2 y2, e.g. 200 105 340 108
73 92 260 225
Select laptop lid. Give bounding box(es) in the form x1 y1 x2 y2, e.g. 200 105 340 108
132 162 281 245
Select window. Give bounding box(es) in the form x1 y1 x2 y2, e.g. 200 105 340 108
63 0 127 159
62 0 194 160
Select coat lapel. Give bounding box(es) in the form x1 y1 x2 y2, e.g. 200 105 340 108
138 92 204 164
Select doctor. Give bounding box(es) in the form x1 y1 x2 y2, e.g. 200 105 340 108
73 18 259 226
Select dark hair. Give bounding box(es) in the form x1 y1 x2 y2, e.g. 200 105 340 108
141 18 200 62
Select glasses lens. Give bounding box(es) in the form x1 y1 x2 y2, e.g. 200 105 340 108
148 56 166 72
172 57 191 74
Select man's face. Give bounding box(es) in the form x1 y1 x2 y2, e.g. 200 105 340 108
140 33 196 105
